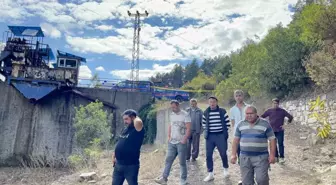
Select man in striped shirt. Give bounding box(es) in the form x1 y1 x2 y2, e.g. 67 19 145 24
202 96 230 182
231 105 276 185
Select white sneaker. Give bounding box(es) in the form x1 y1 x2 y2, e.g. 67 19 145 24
154 177 168 185
203 172 214 182
279 158 285 164
180 179 188 185
238 180 243 185
224 168 229 177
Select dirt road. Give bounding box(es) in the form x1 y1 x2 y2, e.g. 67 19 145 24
141 122 328 185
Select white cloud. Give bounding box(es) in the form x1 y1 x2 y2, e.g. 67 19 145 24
95 66 105 71
110 63 177 80
78 65 92 79
95 25 113 31
40 23 62 38
0 0 300 61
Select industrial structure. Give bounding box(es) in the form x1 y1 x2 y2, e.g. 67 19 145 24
0 25 86 102
128 10 149 82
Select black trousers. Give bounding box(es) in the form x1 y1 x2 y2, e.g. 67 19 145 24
205 132 229 172
112 163 139 185
274 131 285 158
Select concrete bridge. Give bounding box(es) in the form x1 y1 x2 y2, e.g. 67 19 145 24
0 81 153 166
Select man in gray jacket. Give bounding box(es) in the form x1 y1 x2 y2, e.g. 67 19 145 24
186 98 203 162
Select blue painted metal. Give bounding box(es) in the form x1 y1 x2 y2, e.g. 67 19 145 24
57 50 86 63
8 76 62 85
8 26 44 37
40 47 55 61
11 82 58 100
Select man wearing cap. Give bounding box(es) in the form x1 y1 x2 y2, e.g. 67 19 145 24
155 100 191 185
185 98 203 162
112 109 145 185
203 96 230 182
261 98 293 164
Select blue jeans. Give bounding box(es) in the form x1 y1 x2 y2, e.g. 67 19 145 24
274 131 284 158
112 163 139 185
162 142 187 180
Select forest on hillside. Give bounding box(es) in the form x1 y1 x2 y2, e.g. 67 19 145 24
150 0 336 102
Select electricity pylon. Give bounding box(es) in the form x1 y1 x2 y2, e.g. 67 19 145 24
128 10 149 82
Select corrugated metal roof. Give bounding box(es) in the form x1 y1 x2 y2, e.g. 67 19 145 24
8 26 44 37
11 82 57 100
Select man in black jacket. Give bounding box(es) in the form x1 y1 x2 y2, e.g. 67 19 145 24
202 96 230 182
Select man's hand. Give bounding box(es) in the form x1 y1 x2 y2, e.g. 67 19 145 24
167 137 171 143
112 154 116 167
280 124 288 130
230 155 237 164
269 155 276 164
181 138 187 144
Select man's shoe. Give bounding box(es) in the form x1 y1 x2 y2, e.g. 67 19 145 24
238 180 243 185
154 177 168 185
180 179 188 185
224 168 229 178
191 158 196 162
275 157 279 163
203 172 214 182
279 158 285 164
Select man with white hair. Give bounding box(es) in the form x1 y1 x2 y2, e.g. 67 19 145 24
186 98 203 162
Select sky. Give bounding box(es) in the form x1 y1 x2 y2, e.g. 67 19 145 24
0 0 298 84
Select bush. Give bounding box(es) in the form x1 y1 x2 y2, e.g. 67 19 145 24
68 138 103 169
73 100 112 148
304 44 336 90
308 96 332 139
138 103 157 144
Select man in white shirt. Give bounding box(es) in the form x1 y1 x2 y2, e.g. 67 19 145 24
155 100 191 185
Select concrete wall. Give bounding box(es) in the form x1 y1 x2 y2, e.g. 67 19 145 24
75 88 153 135
0 82 152 166
155 103 189 145
155 108 171 145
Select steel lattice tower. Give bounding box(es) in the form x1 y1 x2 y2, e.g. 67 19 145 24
128 10 148 82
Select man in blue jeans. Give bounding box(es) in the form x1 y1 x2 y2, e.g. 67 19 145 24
112 109 145 185
261 98 293 164
155 100 191 185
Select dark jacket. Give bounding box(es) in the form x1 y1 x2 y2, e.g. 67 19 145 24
186 107 203 134
261 107 293 132
203 106 229 140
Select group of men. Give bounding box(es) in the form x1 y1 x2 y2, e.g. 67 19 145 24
111 90 293 185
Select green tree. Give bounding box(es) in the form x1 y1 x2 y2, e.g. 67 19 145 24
74 100 111 148
259 25 310 98
215 42 267 100
213 55 232 82
200 57 221 76
184 59 199 82
291 2 324 46
170 64 184 88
